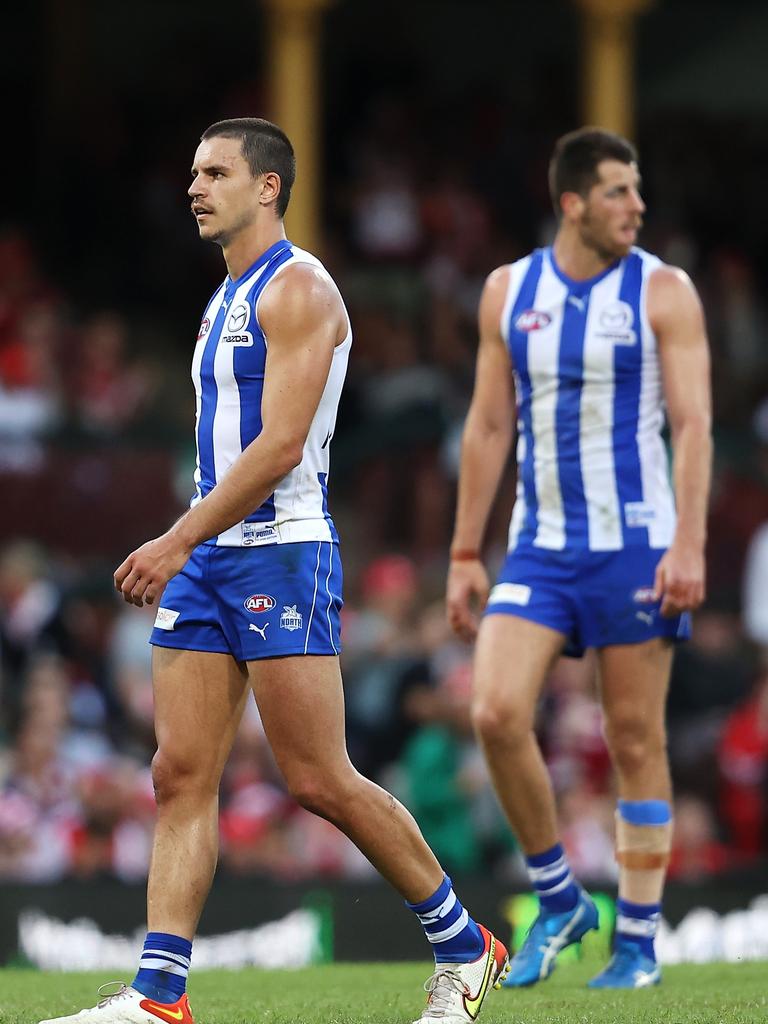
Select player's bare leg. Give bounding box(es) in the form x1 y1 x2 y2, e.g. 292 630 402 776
38 648 251 1024
589 637 674 988
598 638 674 802
471 614 564 852
472 614 597 987
250 654 509 1021
147 648 251 937
250 653 445 899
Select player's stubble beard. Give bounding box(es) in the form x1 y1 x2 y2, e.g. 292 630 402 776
205 205 258 249
578 206 638 264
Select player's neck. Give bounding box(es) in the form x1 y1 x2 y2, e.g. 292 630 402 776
222 222 287 281
552 230 615 283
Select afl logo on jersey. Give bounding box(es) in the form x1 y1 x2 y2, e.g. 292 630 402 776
244 594 276 614
228 304 249 332
515 310 552 332
197 318 210 340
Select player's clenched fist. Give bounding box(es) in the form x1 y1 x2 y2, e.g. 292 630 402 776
114 531 193 607
653 540 706 618
447 558 490 642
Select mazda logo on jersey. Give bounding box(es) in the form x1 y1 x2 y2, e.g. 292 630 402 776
197 318 210 340
597 301 636 345
244 594 276 613
515 310 552 332
228 304 249 332
600 302 633 330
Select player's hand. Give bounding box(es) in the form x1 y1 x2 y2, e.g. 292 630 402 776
114 531 193 607
653 540 705 618
447 559 490 642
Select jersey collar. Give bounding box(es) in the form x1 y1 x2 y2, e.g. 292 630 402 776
227 239 293 289
546 246 623 295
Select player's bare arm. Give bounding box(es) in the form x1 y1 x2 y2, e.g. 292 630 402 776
447 265 516 641
114 264 345 606
648 265 712 617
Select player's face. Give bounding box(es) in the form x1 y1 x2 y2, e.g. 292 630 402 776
578 160 645 261
188 137 263 246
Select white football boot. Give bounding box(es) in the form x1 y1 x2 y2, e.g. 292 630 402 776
413 925 510 1022
39 983 195 1024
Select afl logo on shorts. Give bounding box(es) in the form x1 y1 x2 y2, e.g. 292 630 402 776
197 318 210 340
515 310 552 332
244 594 276 614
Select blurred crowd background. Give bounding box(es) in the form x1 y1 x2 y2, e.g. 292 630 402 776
1 0 768 886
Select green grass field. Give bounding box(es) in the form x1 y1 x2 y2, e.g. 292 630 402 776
1 962 766 1024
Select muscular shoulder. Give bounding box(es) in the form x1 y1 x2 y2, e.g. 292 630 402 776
647 264 699 313
479 264 512 337
646 264 703 337
259 262 346 343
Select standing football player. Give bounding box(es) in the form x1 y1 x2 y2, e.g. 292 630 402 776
448 127 711 988
41 118 508 1024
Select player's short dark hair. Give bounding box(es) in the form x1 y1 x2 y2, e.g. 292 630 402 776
201 117 296 217
548 127 637 216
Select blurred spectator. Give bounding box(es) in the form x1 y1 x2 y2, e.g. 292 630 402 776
352 158 423 261
109 603 156 750
0 541 64 725
559 783 617 884
718 673 768 858
705 249 768 418
342 555 424 777
540 653 611 796
668 794 731 882
68 762 154 881
0 301 63 442
400 662 481 873
69 313 156 435
667 608 755 800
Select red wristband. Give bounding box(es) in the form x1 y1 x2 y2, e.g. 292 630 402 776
450 549 480 562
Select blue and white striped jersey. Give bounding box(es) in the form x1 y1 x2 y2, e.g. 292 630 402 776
190 239 351 547
501 246 675 553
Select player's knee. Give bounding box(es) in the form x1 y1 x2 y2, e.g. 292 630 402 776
605 716 667 776
283 770 342 820
284 764 361 822
151 748 217 805
471 697 532 749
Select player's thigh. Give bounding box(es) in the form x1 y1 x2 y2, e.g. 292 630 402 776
596 638 674 736
247 654 350 777
152 646 251 778
474 613 565 721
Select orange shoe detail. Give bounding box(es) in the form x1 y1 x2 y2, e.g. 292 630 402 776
139 995 194 1024
461 925 509 1020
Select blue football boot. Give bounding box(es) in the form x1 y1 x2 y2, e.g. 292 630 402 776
502 889 599 988
588 939 661 988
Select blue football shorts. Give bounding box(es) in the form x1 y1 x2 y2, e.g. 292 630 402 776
485 544 691 657
149 541 343 661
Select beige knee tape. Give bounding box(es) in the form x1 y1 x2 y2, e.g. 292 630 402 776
615 813 673 904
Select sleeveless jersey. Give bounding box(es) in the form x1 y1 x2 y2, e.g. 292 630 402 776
190 239 351 547
501 246 675 554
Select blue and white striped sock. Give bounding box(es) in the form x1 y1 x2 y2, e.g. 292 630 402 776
407 875 484 964
615 898 660 960
132 932 192 1003
526 843 580 914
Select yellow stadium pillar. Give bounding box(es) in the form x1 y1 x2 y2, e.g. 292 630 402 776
264 0 334 253
574 0 656 139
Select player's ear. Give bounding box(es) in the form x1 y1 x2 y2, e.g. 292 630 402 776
259 171 282 209
560 190 584 222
